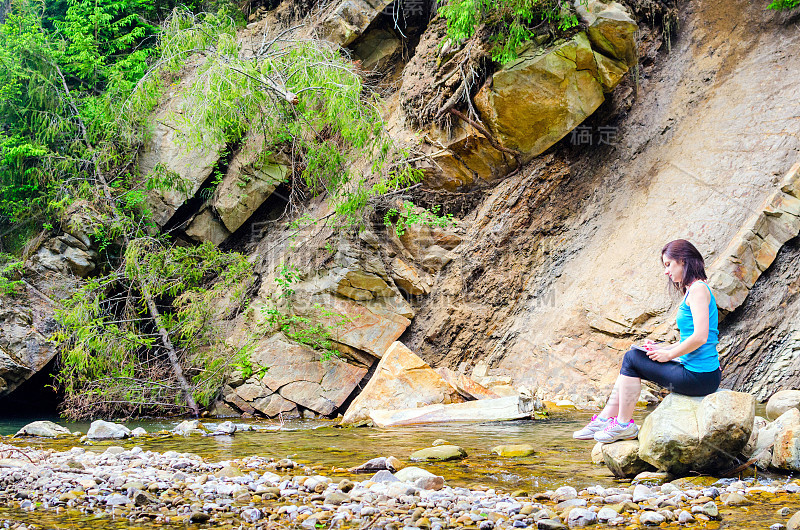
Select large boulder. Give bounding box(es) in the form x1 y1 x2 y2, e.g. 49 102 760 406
745 410 798 469
472 1 637 167
694 390 756 470
637 391 755 475
32 235 98 278
282 239 414 359
318 0 394 47
474 33 606 164
139 63 225 228
637 393 703 475
212 135 289 234
340 341 464 425
224 334 368 417
766 390 800 421
185 206 231 246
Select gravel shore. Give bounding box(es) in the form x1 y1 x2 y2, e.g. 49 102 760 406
2 442 800 529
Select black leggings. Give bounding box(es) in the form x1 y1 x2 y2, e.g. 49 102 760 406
619 348 720 396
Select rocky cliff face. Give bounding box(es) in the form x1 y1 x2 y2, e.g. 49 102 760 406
0 204 100 398
5 0 799 414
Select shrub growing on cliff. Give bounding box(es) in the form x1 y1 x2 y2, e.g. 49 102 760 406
439 0 583 64
133 9 422 225
54 240 253 419
768 0 799 9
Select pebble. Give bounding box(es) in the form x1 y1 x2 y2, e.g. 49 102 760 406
536 519 567 530
639 511 665 525
596 506 618 522
566 508 596 527
678 510 695 523
632 484 653 503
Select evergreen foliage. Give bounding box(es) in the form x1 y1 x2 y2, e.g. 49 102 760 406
439 0 583 64
0 0 158 224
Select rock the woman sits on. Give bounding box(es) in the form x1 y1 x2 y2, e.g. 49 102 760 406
574 239 721 443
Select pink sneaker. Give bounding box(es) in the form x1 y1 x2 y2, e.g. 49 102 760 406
594 418 639 443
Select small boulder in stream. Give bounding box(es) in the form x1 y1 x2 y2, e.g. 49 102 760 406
767 390 800 421
349 456 402 473
87 420 131 440
172 420 208 436
394 466 445 490
14 421 70 438
491 444 536 457
208 421 236 436
409 445 467 462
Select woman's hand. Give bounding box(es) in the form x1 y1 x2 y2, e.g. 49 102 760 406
646 348 673 363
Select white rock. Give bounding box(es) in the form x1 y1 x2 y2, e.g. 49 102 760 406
14 421 71 438
567 507 597 527
211 421 236 435
87 420 131 440
172 420 207 436
552 485 578 502
394 466 444 490
640 511 666 525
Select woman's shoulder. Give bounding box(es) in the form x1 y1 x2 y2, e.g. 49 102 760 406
687 280 712 301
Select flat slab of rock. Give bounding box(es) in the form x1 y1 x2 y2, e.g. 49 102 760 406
14 421 70 438
491 444 536 457
341 341 463 425
367 395 528 427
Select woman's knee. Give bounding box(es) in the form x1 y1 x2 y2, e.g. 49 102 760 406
620 348 643 377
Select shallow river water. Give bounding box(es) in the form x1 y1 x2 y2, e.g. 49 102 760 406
1 411 798 529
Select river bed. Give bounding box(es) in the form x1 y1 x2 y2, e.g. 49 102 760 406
0 412 798 529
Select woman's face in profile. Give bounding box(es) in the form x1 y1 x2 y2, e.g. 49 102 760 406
662 254 685 284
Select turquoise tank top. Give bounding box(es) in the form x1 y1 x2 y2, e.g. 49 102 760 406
676 281 720 372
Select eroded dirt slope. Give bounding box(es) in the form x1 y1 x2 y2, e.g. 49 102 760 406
401 0 800 404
